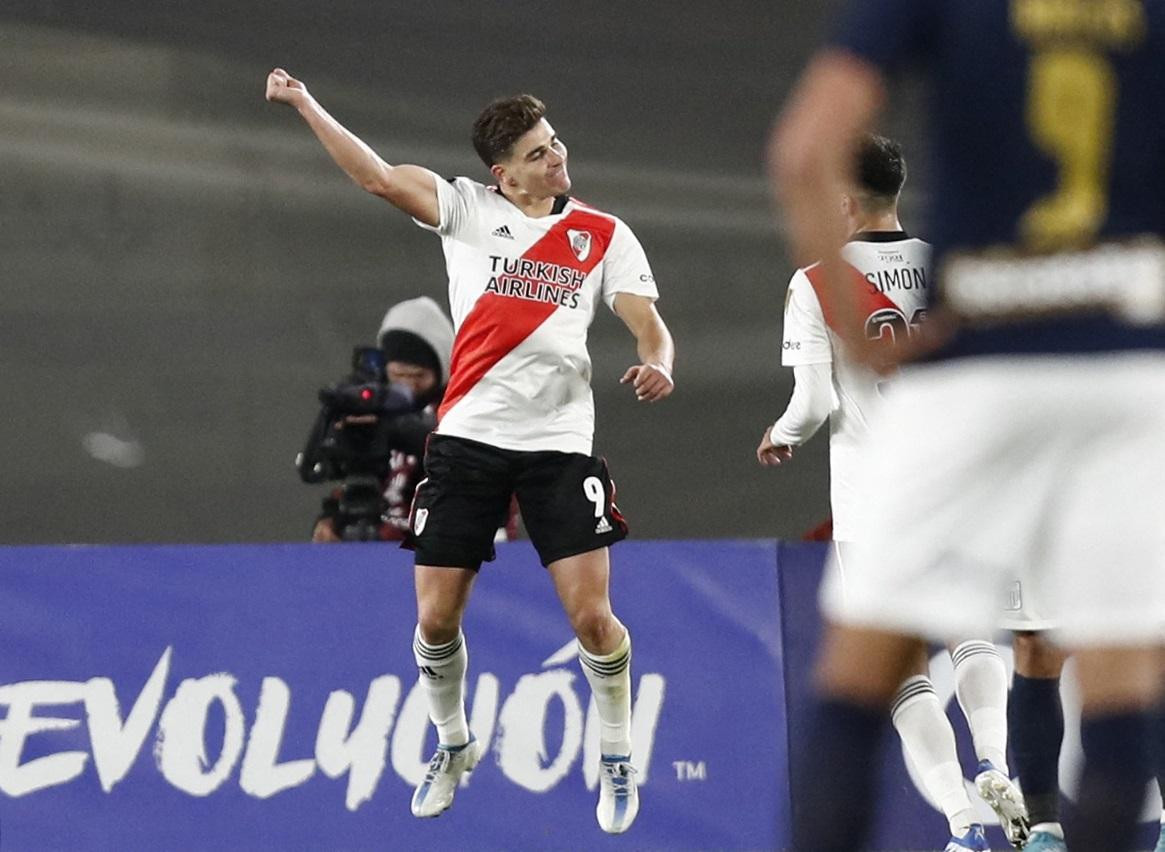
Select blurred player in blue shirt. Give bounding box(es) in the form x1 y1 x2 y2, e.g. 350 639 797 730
770 1 1165 850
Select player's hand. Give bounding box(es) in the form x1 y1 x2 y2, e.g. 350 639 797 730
265 68 309 107
312 518 341 542
620 363 673 402
756 429 794 467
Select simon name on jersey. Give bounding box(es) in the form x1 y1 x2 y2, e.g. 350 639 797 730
485 254 588 309
865 266 929 293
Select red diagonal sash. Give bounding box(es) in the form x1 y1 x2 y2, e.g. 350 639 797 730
439 209 617 420
803 261 905 343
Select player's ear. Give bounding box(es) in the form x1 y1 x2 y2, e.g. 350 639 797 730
490 163 512 186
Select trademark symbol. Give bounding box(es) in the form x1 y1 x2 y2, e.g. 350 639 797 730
672 760 706 781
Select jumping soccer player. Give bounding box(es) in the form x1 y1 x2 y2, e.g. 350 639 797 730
758 133 1026 851
265 69 674 834
769 1 1165 849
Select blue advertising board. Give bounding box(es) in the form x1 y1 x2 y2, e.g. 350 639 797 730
0 540 787 851
2 541 1159 849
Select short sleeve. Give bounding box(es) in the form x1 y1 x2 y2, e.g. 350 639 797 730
781 269 833 366
829 0 937 74
600 220 658 311
412 175 477 238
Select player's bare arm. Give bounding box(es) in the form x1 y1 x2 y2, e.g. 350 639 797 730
264 68 440 226
613 293 674 403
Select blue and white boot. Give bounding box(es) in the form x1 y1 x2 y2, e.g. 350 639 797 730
945 823 990 851
596 754 639 834
410 736 481 818
974 759 1030 848
1021 827 1067 852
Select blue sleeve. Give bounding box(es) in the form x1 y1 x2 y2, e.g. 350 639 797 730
828 0 937 75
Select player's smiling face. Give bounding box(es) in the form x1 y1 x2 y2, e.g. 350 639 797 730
494 119 571 199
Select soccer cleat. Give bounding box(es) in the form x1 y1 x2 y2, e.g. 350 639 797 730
944 823 990 851
1021 829 1067 852
974 760 1030 848
596 755 639 834
410 736 481 818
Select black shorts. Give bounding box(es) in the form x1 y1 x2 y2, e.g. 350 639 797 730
402 434 628 569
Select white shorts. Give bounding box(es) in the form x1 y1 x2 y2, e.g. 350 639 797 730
831 548 1059 633
997 573 1059 633
820 353 1165 646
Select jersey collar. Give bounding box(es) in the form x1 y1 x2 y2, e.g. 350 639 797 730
851 229 909 242
492 187 572 217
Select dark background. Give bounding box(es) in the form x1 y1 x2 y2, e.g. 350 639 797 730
0 1 927 544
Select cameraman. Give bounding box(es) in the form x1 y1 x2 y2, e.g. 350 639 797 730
311 297 456 542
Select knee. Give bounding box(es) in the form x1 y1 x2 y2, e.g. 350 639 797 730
571 606 621 654
416 604 462 645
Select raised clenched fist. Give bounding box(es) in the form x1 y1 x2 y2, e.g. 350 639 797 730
265 68 309 106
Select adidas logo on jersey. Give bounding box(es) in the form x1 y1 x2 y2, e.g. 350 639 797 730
491 225 514 239
594 517 612 534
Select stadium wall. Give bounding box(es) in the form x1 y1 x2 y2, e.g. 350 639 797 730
0 542 1158 849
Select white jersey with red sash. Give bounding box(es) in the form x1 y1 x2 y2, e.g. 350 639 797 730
780 232 931 540
416 176 659 454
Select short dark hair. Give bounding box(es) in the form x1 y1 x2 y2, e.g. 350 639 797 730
853 133 906 209
471 94 547 167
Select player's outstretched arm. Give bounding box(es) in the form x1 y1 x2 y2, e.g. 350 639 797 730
264 68 440 226
613 293 675 403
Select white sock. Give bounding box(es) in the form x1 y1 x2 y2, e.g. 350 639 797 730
891 675 976 836
412 626 469 747
578 631 632 757
951 640 1010 773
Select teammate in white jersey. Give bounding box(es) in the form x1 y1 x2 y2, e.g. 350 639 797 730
758 134 929 541
758 135 1026 851
265 70 674 834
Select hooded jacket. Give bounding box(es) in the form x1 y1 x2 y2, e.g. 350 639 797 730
376 296 454 386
